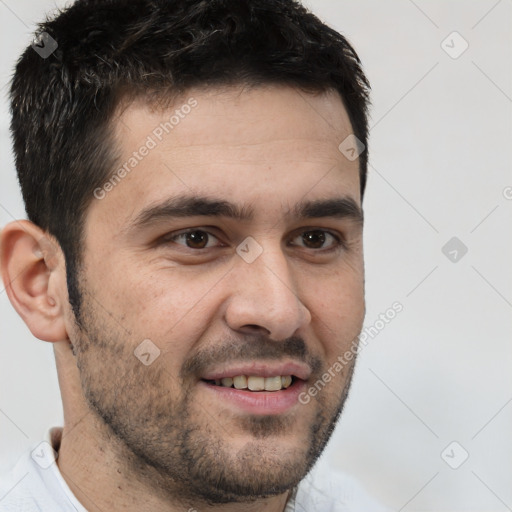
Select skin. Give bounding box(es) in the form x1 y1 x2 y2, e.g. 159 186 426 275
1 84 365 512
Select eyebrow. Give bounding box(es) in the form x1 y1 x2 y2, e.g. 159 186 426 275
128 194 363 231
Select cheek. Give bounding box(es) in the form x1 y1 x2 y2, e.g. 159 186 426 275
87 261 227 363
86 250 219 320
305 267 365 355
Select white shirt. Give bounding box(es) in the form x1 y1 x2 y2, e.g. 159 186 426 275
0 427 388 511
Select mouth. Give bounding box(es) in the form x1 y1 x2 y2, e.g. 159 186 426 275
202 375 295 392
198 362 310 415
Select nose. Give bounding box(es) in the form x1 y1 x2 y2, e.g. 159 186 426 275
224 242 312 341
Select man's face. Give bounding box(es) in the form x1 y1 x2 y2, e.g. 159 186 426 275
69 85 365 503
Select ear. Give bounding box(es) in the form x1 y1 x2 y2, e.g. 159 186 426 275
1 220 69 342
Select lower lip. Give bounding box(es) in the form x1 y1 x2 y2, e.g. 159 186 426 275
200 379 307 415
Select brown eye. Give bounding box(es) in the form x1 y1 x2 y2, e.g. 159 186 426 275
290 230 342 251
166 229 220 249
302 230 326 249
184 230 209 248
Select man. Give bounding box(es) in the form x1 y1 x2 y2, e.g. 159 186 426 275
0 0 386 510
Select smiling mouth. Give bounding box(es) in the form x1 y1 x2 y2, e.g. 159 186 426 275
203 375 296 392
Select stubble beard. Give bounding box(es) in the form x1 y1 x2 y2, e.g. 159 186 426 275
70 293 357 505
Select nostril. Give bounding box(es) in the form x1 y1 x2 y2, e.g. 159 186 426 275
242 325 271 335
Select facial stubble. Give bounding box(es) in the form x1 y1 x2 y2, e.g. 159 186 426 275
70 292 358 505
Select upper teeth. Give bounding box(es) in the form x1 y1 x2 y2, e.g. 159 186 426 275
213 375 293 391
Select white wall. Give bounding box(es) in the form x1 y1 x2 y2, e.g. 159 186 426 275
1 1 511 510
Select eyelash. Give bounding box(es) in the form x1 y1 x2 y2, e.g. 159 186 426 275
163 228 346 253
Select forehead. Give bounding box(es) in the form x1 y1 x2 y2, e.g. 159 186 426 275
87 84 360 234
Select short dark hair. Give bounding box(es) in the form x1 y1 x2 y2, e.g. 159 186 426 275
10 0 370 319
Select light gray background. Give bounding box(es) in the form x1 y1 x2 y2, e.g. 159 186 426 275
1 1 511 510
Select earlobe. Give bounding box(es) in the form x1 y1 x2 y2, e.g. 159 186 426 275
0 220 69 342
